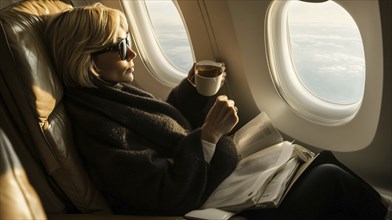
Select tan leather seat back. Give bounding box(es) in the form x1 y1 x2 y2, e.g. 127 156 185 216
0 128 47 220
0 0 111 214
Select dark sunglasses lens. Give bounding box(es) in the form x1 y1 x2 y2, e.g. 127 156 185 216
119 39 127 60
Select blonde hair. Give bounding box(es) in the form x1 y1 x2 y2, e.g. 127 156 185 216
46 3 128 87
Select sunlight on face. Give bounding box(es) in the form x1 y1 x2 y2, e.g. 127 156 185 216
94 29 137 83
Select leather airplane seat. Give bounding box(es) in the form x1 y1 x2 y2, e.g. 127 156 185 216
0 0 112 215
0 128 47 220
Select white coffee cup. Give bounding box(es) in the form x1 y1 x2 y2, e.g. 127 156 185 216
191 60 224 96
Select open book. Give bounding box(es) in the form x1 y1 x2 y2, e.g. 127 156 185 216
202 112 316 212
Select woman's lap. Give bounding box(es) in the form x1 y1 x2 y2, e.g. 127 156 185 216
238 151 387 220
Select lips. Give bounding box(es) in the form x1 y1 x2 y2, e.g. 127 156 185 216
125 66 134 74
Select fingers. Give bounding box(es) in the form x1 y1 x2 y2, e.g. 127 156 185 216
222 71 227 81
209 95 239 129
215 95 238 117
220 62 226 72
202 95 239 143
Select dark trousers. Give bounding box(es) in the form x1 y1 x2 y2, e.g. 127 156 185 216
239 151 387 220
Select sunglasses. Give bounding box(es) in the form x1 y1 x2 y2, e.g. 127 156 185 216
92 35 131 60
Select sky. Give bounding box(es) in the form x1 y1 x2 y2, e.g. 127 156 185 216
145 0 193 72
288 0 365 104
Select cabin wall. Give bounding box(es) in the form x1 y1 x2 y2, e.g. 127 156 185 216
200 0 391 196
334 0 391 196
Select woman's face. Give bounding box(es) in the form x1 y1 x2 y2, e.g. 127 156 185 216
93 29 137 83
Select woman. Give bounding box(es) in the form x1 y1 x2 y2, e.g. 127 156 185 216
46 3 239 216
46 3 388 219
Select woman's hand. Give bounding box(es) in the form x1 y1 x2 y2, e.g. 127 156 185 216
201 95 239 144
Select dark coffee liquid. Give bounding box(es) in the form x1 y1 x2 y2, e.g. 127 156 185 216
195 65 222 77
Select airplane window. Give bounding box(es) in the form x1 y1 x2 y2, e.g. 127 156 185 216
144 1 193 72
266 0 365 126
288 1 365 105
122 0 194 86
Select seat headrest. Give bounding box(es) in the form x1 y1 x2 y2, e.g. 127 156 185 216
0 0 71 125
0 0 112 214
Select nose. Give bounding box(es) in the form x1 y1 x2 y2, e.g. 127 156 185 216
126 46 137 61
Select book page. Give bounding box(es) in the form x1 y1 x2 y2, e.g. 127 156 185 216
202 141 295 211
256 158 300 208
283 153 319 198
255 145 316 208
203 112 316 212
233 112 283 159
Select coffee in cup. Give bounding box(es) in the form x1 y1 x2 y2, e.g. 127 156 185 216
195 64 223 77
192 60 224 96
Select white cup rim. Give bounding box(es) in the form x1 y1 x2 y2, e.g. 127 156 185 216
195 60 224 67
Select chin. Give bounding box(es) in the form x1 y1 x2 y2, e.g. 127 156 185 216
125 73 134 83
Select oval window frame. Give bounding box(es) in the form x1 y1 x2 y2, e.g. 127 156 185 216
121 0 194 87
265 0 364 126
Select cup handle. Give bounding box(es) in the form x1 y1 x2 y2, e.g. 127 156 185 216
188 74 196 87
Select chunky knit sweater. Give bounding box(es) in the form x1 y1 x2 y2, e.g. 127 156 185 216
65 77 238 215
